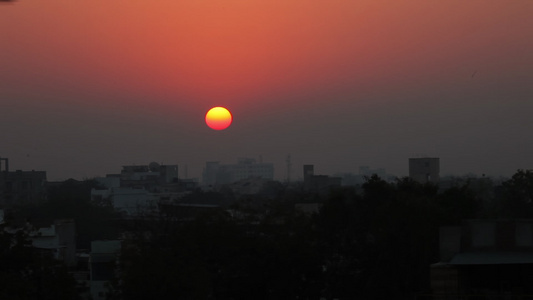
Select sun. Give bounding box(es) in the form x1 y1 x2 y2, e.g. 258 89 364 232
205 107 232 130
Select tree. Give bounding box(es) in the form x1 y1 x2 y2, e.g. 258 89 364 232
21 179 119 249
0 224 80 300
495 169 533 217
437 182 480 224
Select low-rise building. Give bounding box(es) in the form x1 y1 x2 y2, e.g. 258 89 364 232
91 187 158 217
3 219 77 267
303 165 341 193
430 219 533 299
89 240 121 300
0 158 47 206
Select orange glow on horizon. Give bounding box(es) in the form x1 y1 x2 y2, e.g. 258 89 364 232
205 107 232 130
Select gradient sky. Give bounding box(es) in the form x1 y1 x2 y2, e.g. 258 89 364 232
1 0 532 181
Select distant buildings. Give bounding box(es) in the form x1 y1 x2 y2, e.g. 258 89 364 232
303 164 341 193
409 157 440 184
92 187 158 217
224 177 274 196
359 165 387 179
118 163 179 190
92 162 198 217
334 165 393 186
202 158 274 186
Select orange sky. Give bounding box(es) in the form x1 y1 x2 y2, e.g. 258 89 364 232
1 0 532 180
4 1 530 106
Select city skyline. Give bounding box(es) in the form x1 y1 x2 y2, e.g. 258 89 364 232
1 0 532 181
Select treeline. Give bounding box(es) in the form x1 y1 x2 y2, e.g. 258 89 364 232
108 170 533 300
0 179 115 300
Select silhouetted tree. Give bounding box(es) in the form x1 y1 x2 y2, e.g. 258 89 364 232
0 224 80 300
110 200 323 299
495 169 533 217
107 172 533 300
437 182 480 224
36 179 118 249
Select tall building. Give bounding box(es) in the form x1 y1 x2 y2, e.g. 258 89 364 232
409 157 440 183
203 161 220 187
303 165 314 182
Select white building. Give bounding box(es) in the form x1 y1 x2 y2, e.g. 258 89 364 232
91 187 158 216
31 220 77 267
3 219 77 267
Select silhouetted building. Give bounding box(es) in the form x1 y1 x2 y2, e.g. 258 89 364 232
409 157 440 183
303 165 341 193
118 162 178 190
0 158 47 206
332 165 391 186
203 161 220 187
431 219 533 298
303 165 314 182
94 162 196 218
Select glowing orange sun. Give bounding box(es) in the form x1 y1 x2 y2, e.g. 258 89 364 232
205 107 232 130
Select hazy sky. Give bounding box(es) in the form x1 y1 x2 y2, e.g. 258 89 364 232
1 0 532 181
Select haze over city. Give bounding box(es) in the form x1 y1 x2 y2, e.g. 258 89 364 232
1 0 532 181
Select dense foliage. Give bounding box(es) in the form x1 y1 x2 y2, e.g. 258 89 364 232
106 174 507 300
16 179 119 249
0 225 80 300
4 170 533 299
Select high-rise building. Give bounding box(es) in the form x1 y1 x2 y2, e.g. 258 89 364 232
202 161 220 187
303 165 314 182
409 157 440 183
